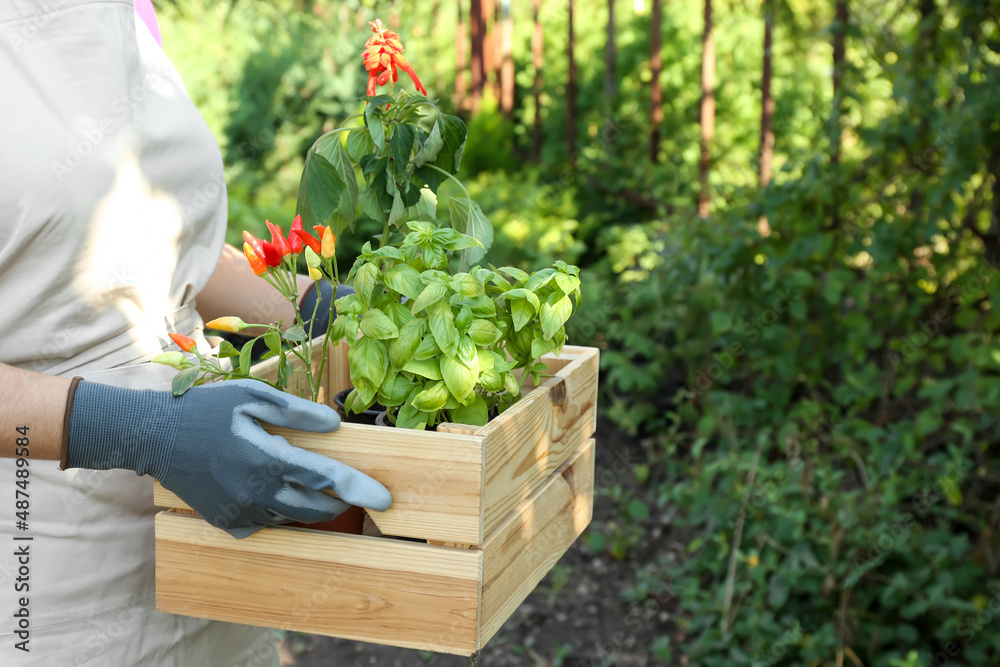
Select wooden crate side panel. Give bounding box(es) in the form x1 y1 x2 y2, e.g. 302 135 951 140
153 423 485 544
155 512 482 655
479 438 595 646
479 347 598 535
325 339 353 397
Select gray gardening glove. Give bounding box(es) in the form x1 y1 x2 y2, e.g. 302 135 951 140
64 379 391 538
300 282 355 340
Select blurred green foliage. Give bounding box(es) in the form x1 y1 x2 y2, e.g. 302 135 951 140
161 0 1000 664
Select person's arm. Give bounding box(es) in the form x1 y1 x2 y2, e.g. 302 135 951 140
0 361 391 538
0 363 71 461
196 244 312 333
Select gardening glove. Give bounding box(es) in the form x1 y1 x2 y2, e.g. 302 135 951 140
300 282 355 340
62 378 392 538
218 283 353 362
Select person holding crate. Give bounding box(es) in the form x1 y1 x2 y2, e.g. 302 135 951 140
0 1 391 665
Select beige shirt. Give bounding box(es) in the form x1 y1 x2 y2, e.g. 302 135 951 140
0 2 277 664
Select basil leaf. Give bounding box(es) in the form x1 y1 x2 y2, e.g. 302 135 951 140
360 310 400 340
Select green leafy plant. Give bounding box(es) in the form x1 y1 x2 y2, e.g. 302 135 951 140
329 227 580 429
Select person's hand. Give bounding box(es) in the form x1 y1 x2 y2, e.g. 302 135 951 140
65 379 391 538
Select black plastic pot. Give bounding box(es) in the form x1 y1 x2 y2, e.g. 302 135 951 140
374 411 394 427
333 389 385 425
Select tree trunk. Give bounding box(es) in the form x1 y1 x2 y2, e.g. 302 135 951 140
605 0 617 155
482 0 496 102
757 0 775 236
698 0 715 218
532 0 544 162
500 0 515 117
470 0 485 111
831 0 847 164
650 0 662 163
567 0 577 167
493 0 503 101
431 0 442 86
456 0 467 108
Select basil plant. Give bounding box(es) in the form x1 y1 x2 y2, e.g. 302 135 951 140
328 221 581 430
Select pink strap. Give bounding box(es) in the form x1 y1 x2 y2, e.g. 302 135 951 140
135 0 163 47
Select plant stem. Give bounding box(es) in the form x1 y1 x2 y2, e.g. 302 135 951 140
380 217 391 248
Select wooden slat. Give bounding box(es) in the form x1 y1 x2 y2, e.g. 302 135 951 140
154 423 485 544
155 512 482 655
479 437 595 645
325 340 353 397
478 347 598 535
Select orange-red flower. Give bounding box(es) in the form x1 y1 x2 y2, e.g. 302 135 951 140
363 18 427 97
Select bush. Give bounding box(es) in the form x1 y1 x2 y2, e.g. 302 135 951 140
582 3 1000 663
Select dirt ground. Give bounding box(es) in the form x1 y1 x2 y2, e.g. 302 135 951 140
277 419 679 667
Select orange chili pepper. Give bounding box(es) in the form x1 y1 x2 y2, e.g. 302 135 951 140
168 333 197 353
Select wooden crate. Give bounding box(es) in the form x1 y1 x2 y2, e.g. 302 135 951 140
153 342 598 655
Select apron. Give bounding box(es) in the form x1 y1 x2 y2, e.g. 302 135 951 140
0 1 278 664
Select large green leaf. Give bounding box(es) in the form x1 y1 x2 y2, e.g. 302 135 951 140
449 395 489 427
389 319 426 368
412 334 442 360
402 356 443 380
364 102 385 150
354 262 379 309
389 123 416 172
396 386 428 430
297 149 349 235
467 320 502 346
441 354 478 403
447 197 493 265
348 336 388 399
378 372 415 407
384 264 425 300
412 115 446 167
360 310 400 340
511 299 535 332
540 295 574 340
411 380 450 412
429 302 459 359
359 186 386 224
346 127 374 163
413 281 448 313
296 134 358 237
414 113 467 192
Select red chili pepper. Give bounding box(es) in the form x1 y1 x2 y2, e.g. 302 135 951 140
260 241 282 267
243 242 267 276
168 332 197 353
265 220 292 257
288 215 304 254
313 225 326 240
293 227 322 255
243 230 281 267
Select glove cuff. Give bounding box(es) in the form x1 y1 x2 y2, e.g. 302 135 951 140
66 381 181 478
58 376 84 471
